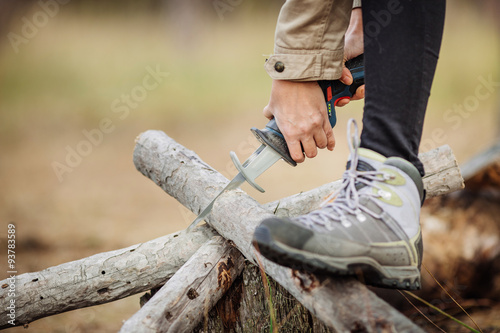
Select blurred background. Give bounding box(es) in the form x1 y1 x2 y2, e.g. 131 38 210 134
0 0 499 331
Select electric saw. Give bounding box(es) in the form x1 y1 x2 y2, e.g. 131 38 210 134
186 54 364 232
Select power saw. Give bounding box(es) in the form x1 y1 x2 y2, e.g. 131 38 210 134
186 54 364 231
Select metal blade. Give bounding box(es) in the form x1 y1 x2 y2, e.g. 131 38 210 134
186 144 282 231
240 144 266 168
186 172 245 232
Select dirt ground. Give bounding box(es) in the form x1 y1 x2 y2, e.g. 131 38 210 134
0 2 499 332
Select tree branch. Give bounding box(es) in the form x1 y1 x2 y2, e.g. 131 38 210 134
120 236 245 333
0 225 217 329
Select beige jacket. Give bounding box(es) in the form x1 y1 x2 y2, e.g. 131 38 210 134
265 0 361 81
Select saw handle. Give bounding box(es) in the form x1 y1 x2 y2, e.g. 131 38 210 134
318 54 365 128
251 54 365 167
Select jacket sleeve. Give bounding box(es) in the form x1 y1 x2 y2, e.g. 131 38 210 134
264 0 354 81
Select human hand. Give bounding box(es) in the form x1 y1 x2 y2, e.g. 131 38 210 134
263 80 335 163
337 7 365 107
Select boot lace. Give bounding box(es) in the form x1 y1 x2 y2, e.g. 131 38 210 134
296 119 394 231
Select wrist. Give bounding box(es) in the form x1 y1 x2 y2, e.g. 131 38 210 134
346 8 363 37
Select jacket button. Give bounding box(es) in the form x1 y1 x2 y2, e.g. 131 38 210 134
274 61 285 73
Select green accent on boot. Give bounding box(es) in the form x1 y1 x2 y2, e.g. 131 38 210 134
358 148 387 162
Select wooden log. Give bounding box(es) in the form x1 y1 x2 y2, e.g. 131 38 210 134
194 146 462 332
192 261 337 332
0 224 217 329
211 194 424 332
0 134 462 329
120 236 245 333
418 144 465 197
124 143 463 333
132 130 463 332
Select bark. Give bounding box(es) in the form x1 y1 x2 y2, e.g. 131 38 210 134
0 224 217 329
418 144 466 197
120 236 245 333
193 261 337 333
131 130 463 332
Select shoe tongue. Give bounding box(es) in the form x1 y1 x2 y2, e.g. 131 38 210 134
346 148 387 171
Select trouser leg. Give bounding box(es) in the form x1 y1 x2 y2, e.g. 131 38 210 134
359 0 446 176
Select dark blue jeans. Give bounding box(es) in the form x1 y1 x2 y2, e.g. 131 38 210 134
360 0 446 176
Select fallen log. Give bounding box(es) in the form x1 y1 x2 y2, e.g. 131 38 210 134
131 130 464 332
120 236 245 333
0 224 217 329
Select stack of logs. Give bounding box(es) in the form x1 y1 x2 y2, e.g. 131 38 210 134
0 130 465 332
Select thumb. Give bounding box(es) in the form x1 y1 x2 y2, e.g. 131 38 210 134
263 105 274 120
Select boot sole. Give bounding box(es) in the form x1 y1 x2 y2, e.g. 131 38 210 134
253 226 421 291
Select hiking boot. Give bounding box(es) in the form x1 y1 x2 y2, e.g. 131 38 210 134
253 119 425 290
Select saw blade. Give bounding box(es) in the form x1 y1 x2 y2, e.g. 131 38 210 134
186 144 282 231
186 173 245 232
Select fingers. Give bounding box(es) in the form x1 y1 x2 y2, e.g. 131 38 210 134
336 98 351 107
302 137 318 159
287 140 305 163
287 116 334 162
340 66 353 86
336 49 365 108
317 108 335 151
281 122 330 163
313 126 328 150
282 125 321 163
324 122 336 151
350 84 365 101
335 80 365 108
289 133 328 162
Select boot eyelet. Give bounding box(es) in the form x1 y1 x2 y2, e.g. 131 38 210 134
378 189 392 199
340 216 352 228
356 212 366 222
383 173 396 181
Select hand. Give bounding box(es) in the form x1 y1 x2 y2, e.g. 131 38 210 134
263 80 335 163
337 7 365 107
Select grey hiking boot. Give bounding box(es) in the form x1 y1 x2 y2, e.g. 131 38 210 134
253 119 425 290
